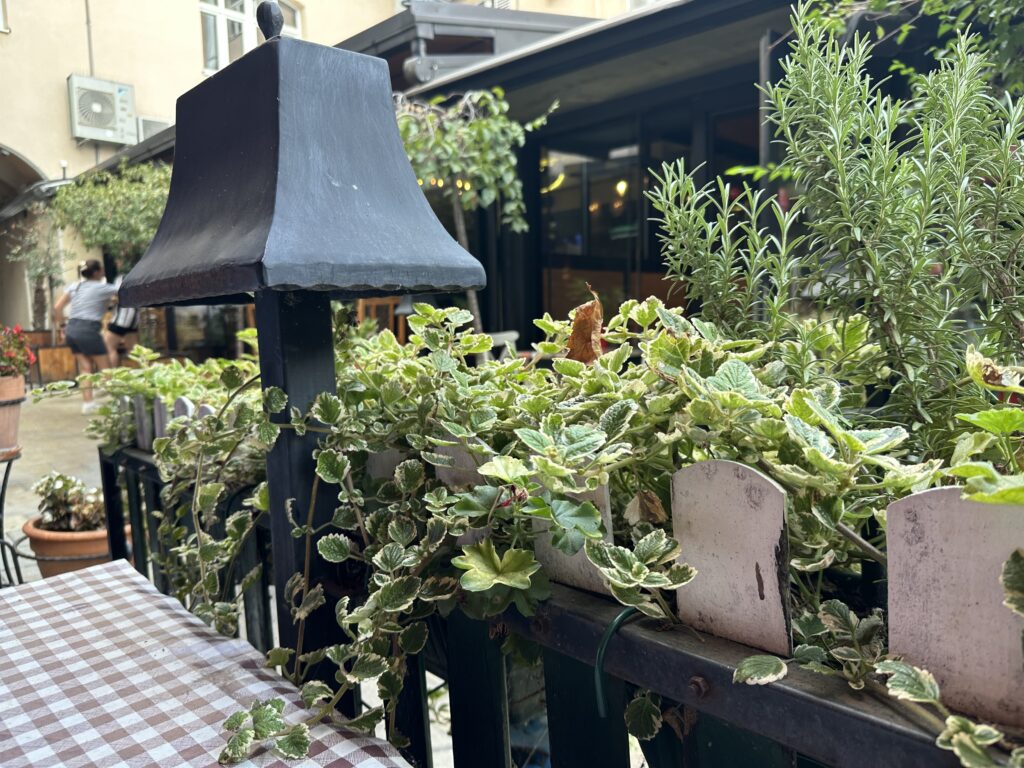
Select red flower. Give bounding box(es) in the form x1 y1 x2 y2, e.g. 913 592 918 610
12 324 21 334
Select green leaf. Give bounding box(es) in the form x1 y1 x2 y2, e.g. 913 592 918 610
422 450 456 467
874 660 940 704
452 539 541 592
957 409 1024 436
394 460 425 493
733 655 788 685
553 358 586 377
220 365 246 390
399 621 429 654
300 680 334 708
818 600 858 636
842 427 907 455
478 455 530 484
785 415 835 457
315 449 350 485
345 706 384 732
707 360 765 399
263 387 287 413
376 576 422 613
938 716 1004 753
317 533 353 563
793 644 828 664
294 583 325 621
196 482 225 515
265 646 294 668
311 393 343 424
946 462 999 481
218 728 254 764
275 724 312 760
1001 549 1024 618
549 499 603 538
250 699 286 739
373 542 417 572
349 653 389 680
599 400 639 439
388 518 417 548
223 711 249 732
516 428 557 450
560 425 607 459
623 691 663 741
453 485 503 517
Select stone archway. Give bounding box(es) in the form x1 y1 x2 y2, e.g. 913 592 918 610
0 144 49 328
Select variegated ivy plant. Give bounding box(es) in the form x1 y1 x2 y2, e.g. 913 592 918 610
107 294 957 762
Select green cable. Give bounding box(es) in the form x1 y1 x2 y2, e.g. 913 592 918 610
594 606 639 718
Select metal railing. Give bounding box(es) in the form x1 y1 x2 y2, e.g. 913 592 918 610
96 447 953 768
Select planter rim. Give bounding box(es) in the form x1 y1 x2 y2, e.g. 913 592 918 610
22 516 110 542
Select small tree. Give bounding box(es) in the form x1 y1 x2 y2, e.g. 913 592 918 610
2 203 64 332
51 161 171 271
396 88 555 332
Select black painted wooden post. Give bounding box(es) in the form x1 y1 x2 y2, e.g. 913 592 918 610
141 474 169 594
100 449 129 562
543 648 630 768
446 612 512 768
255 289 336 653
123 465 148 577
391 653 432 768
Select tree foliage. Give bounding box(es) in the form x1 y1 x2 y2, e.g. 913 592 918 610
395 88 554 234
1 202 64 329
51 161 171 268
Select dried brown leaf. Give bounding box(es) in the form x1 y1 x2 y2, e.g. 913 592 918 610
565 285 603 364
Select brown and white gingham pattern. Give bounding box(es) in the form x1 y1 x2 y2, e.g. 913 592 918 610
0 560 409 768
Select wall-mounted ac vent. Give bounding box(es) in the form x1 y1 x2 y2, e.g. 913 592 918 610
137 117 172 142
67 74 138 145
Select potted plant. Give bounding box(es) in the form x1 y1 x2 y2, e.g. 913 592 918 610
23 471 120 577
0 324 34 454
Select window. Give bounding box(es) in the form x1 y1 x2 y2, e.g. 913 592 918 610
199 0 300 73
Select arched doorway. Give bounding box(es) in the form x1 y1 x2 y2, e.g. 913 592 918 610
0 144 49 328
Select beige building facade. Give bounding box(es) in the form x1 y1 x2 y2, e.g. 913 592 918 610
0 0 632 328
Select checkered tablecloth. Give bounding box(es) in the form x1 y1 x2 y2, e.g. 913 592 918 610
0 560 409 768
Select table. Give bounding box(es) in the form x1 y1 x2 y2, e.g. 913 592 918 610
0 560 410 767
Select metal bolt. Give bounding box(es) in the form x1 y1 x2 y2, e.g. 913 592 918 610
688 675 710 699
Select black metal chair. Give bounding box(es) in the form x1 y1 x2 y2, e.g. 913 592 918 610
0 450 24 587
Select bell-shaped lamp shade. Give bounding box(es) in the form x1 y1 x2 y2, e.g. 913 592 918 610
118 37 485 308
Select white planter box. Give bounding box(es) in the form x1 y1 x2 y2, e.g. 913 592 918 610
672 460 791 657
888 487 1024 729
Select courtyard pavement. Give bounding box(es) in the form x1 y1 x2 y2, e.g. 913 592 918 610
4 394 102 582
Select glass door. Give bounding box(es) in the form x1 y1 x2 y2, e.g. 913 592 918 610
540 120 639 319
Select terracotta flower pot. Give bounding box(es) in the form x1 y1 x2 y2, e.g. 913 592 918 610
0 374 25 454
21 516 129 578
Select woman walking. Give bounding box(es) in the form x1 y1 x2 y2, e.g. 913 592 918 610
52 259 118 413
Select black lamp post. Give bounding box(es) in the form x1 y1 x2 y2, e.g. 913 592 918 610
119 0 484 670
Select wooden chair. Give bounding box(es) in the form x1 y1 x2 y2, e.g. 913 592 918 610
357 297 407 343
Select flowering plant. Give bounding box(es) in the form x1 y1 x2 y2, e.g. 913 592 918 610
0 325 35 378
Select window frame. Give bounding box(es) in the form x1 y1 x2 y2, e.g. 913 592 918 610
200 0 301 75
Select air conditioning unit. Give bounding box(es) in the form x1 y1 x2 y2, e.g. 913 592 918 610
136 116 172 142
67 74 138 145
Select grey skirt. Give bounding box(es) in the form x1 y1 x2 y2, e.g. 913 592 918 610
65 318 106 357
